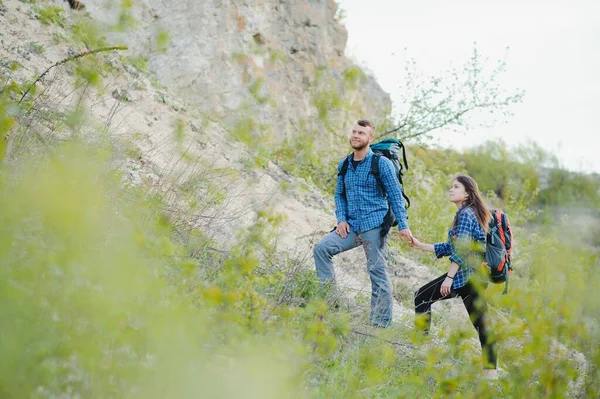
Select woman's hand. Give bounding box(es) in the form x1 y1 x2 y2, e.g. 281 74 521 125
409 237 435 253
440 276 453 296
409 236 421 248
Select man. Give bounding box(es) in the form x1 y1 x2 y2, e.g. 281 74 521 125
313 119 413 328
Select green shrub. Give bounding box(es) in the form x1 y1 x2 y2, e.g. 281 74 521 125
268 48 286 65
249 77 269 105
35 5 67 28
28 41 45 54
342 66 367 89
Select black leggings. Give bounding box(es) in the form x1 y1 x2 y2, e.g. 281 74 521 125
414 274 497 369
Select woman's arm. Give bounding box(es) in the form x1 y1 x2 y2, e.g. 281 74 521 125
411 236 453 255
411 238 435 253
447 262 459 278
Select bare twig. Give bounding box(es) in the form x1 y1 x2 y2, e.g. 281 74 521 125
18 46 128 104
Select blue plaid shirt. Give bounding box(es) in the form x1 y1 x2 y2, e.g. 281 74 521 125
434 206 486 289
334 149 409 233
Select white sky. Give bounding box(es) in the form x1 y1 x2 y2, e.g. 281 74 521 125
338 0 600 173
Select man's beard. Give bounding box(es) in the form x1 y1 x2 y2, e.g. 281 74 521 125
350 140 368 150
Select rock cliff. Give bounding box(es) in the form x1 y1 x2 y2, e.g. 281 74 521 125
84 0 391 139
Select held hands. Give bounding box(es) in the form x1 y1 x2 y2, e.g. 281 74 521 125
408 235 421 249
336 224 416 246
406 235 435 253
397 229 414 245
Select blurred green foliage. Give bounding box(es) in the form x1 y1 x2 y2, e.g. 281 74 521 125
0 2 598 398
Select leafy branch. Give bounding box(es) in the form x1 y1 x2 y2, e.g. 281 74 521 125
382 46 524 141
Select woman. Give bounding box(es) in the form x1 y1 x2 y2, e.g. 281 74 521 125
410 175 498 379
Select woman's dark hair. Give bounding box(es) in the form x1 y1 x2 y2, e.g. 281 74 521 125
452 175 490 232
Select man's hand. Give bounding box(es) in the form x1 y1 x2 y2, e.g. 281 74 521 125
397 229 414 245
336 222 350 238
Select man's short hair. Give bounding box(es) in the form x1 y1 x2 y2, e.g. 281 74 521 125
357 119 374 130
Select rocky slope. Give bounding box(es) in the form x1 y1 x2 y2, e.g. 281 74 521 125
0 0 430 328
84 0 391 139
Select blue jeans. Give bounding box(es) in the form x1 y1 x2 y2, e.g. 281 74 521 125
313 227 392 327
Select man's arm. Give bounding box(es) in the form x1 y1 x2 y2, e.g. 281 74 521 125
334 161 348 224
378 157 409 231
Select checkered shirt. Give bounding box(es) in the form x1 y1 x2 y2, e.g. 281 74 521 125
334 149 409 233
434 206 486 289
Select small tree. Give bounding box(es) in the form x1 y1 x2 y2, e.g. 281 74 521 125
383 46 524 142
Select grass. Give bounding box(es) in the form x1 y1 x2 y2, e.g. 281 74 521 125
249 77 269 105
34 5 67 28
269 48 286 65
343 66 367 89
28 41 45 55
125 56 149 74
2 91 598 399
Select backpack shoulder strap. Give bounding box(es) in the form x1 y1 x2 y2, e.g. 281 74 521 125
496 210 507 246
398 141 409 171
338 156 351 199
488 209 497 236
500 211 513 253
370 153 384 196
339 156 350 177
